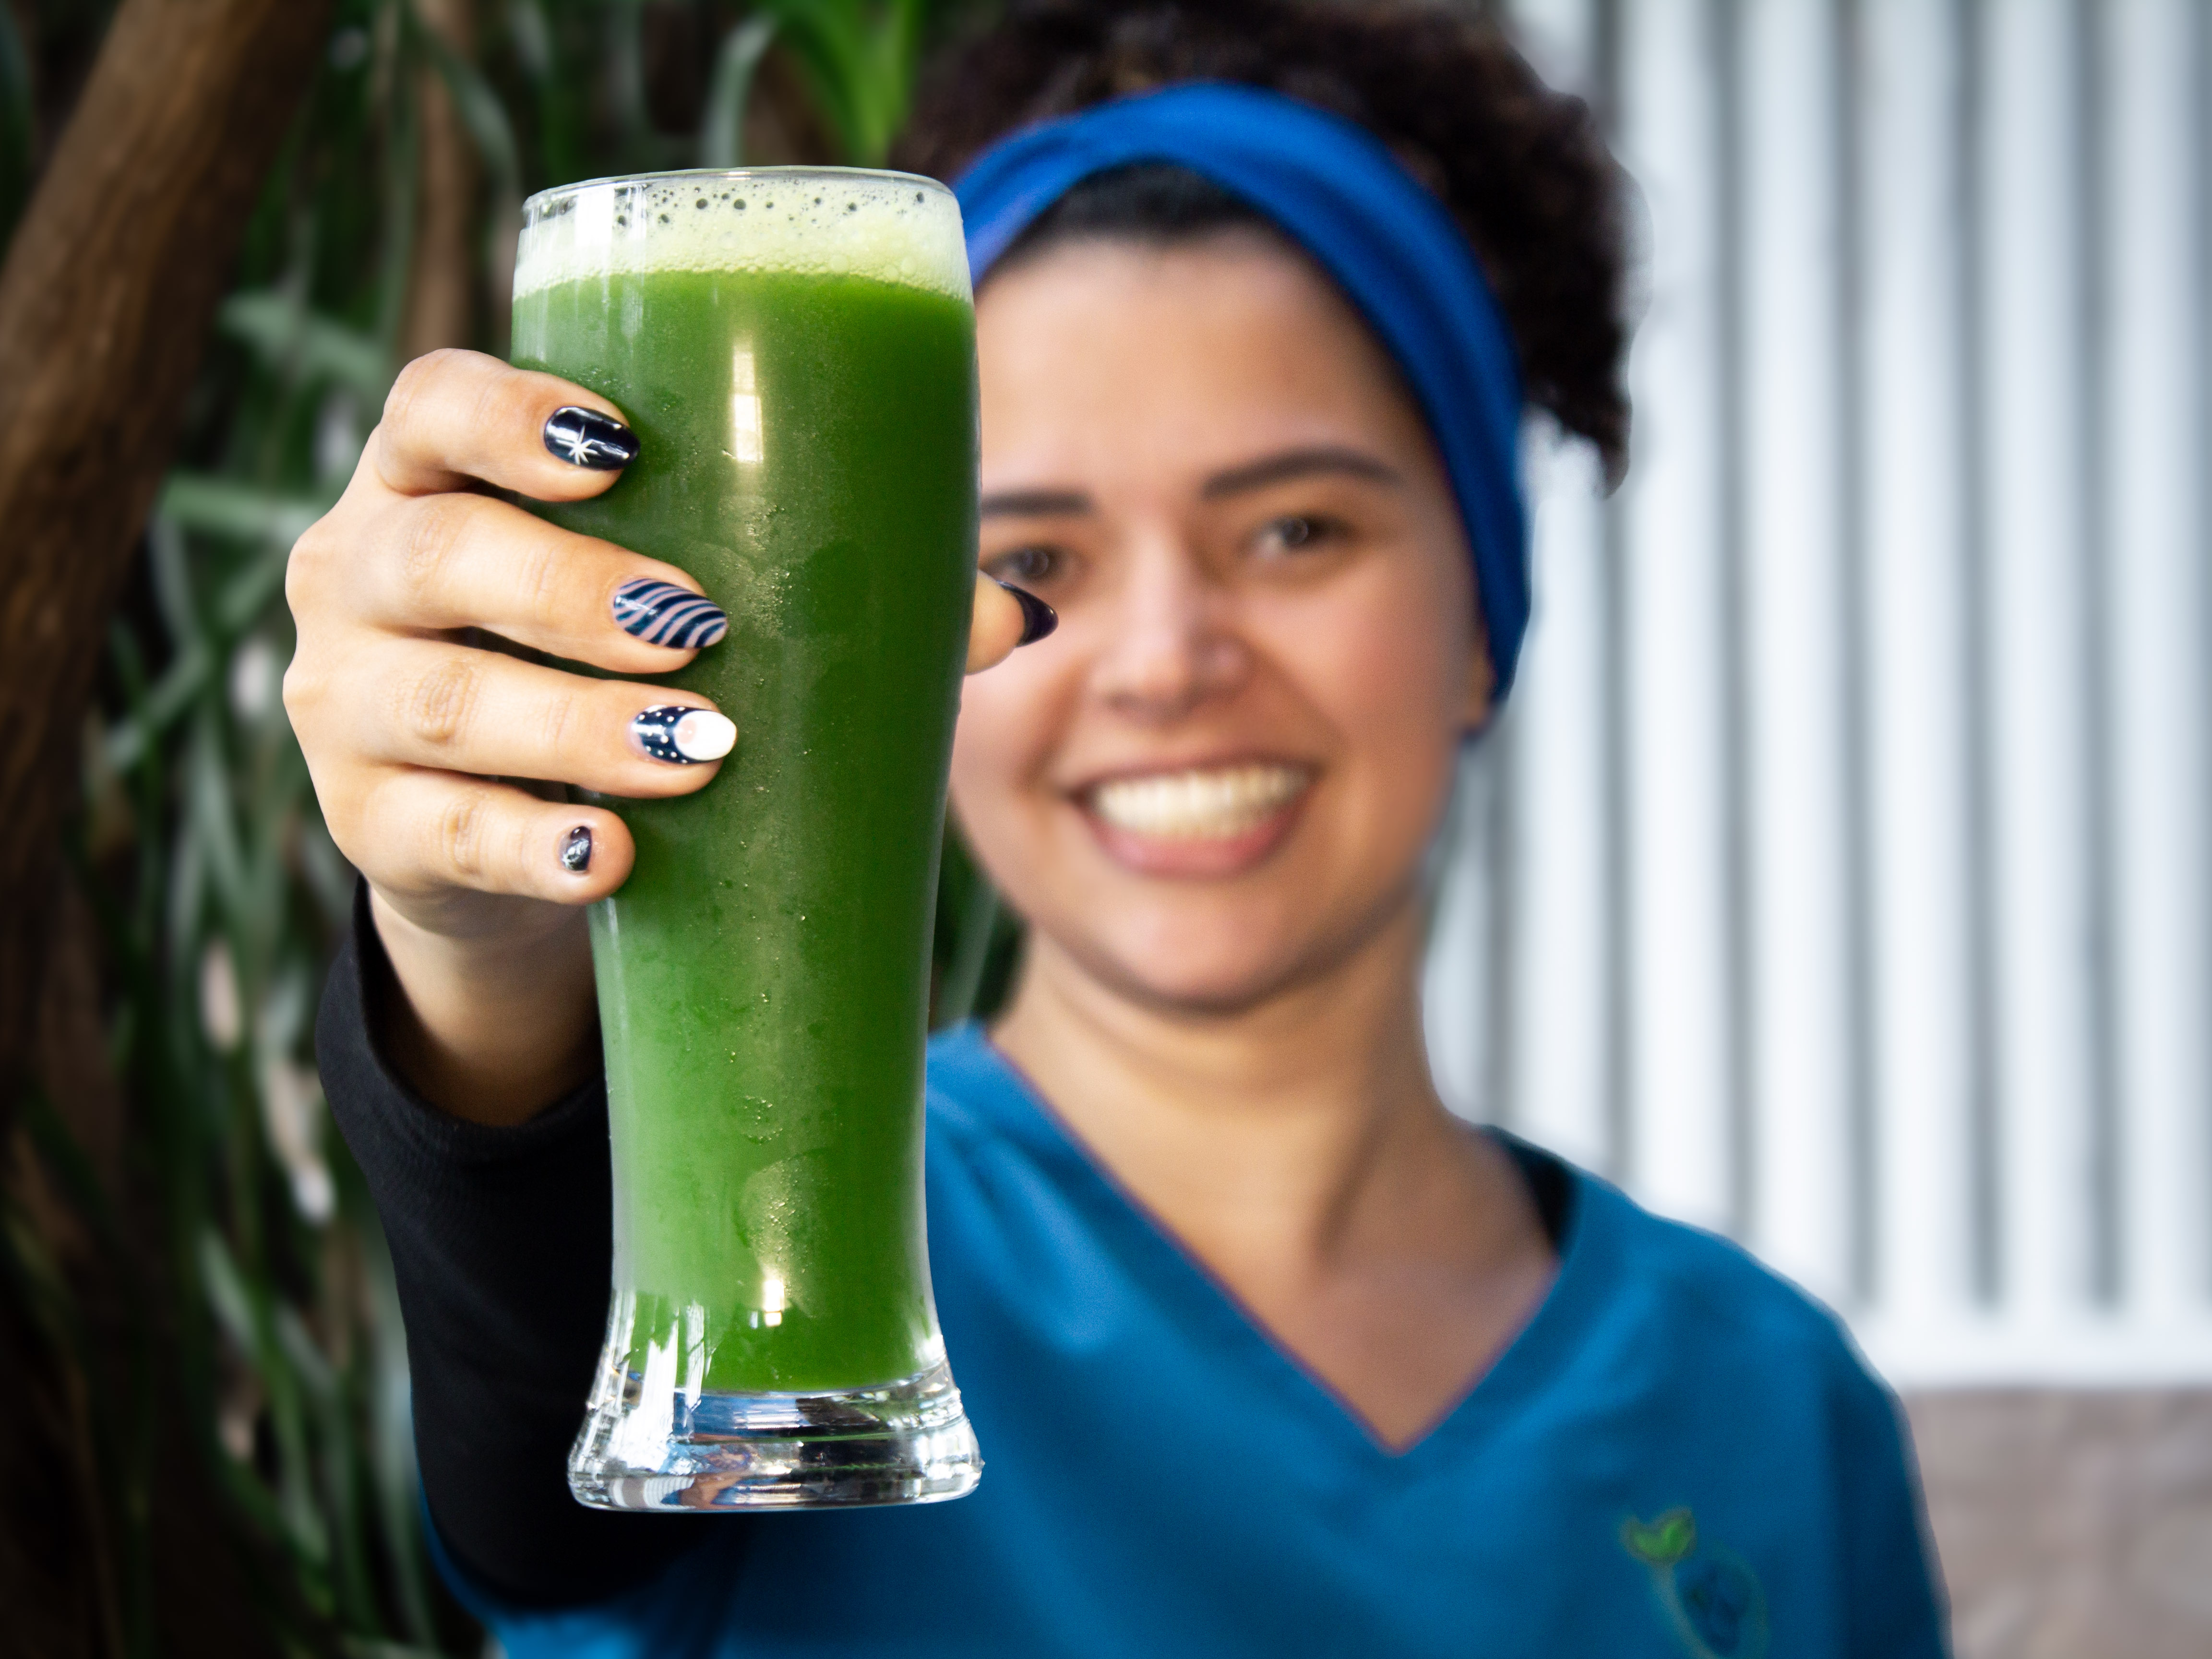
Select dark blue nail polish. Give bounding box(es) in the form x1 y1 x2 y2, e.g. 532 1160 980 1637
561 825 593 873
630 705 737 764
544 406 638 469
998 580 1057 645
612 578 728 649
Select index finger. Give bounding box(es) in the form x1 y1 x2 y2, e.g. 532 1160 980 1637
376 348 637 501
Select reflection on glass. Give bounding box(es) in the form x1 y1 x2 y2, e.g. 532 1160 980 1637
730 344 764 465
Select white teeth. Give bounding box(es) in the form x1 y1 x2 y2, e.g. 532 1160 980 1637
1088 764 1311 841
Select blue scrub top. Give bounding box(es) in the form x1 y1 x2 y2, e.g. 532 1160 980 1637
452 1025 1946 1658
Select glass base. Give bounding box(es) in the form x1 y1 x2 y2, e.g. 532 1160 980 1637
567 1356 982 1511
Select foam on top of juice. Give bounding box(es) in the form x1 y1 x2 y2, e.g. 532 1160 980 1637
514 170 970 304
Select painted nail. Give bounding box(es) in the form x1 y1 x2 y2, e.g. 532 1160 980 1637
631 705 737 764
612 578 728 649
998 580 1058 645
561 825 594 873
544 406 638 469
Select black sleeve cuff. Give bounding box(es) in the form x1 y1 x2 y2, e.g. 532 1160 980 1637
317 882 727 1607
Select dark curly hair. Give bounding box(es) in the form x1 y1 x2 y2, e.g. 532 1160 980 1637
894 0 1632 480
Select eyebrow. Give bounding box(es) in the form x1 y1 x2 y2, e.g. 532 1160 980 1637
980 487 1094 518
976 445 1402 519
1199 445 1403 499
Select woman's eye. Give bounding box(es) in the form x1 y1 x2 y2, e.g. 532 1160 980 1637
983 545 1063 587
1252 514 1341 558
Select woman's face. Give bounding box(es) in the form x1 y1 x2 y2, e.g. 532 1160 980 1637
952 231 1489 1014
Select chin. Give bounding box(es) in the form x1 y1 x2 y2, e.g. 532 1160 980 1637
1056 899 1340 1017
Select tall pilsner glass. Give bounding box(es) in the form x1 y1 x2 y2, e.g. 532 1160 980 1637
510 169 982 1510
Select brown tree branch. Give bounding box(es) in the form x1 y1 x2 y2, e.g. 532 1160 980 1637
0 0 332 1086
399 0 479 363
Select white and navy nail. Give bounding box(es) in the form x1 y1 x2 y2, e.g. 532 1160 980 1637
545 406 638 469
612 579 728 649
561 825 594 873
631 705 737 764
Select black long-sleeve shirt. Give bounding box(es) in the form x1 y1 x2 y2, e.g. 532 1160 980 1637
318 885 721 1606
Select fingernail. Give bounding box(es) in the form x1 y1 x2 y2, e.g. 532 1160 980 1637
631 705 736 764
544 406 638 469
612 578 728 649
561 825 594 873
998 580 1057 645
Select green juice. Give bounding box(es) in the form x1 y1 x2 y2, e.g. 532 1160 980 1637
511 177 977 1406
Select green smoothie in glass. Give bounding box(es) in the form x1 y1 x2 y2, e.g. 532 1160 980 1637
509 169 982 1510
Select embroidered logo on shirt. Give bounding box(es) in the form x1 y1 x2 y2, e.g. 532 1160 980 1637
1621 1508 1770 1659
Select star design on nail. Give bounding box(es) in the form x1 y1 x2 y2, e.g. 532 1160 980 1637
544 407 637 470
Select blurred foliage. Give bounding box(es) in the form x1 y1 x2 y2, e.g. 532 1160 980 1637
755 0 926 165
2 0 1007 1650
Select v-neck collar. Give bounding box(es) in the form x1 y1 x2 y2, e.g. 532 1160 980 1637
928 1024 1614 1467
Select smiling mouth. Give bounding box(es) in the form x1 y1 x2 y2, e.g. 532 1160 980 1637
1085 764 1314 841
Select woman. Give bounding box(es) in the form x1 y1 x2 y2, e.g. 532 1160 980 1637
290 2 1947 1653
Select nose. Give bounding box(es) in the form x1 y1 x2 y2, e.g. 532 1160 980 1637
1085 539 1250 724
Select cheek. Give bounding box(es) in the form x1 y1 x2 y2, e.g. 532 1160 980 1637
949 643 1071 815
1274 560 1473 767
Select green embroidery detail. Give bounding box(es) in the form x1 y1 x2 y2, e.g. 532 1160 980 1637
1622 1507 1698 1566
1621 1508 1770 1659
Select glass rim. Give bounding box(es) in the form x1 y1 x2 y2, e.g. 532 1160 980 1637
522 165 952 218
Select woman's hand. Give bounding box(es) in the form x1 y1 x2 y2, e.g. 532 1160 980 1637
286 349 1037 1122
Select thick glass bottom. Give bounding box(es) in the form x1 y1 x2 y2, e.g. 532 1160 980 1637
567 1355 982 1511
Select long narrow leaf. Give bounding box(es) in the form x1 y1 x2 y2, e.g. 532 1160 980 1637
354 1193 436 1644
759 0 925 165
936 865 998 1027
410 4 521 203
159 474 336 549
148 518 204 657
700 13 778 169
219 290 393 406
104 534 293 771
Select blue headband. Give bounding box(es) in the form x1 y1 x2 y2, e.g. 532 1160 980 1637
955 83 1531 695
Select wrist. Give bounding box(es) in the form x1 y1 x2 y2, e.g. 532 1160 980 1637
367 888 598 1125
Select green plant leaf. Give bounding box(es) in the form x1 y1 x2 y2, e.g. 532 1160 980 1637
197 1227 260 1363
410 2 521 204
102 529 295 771
700 12 778 169
759 0 924 166
158 473 337 549
218 290 393 405
935 860 998 1026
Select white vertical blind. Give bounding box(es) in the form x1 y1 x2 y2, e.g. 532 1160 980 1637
1617 0 1737 1238
2108 0 2212 1329
1739 0 1853 1309
1487 0 1619 1183
1505 439 1615 1174
1983 0 2101 1327
1856 0 1982 1341
1428 0 2212 1384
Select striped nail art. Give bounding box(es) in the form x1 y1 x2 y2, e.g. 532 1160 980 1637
612 579 729 649
631 705 737 764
